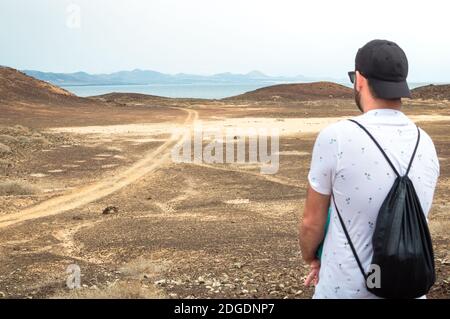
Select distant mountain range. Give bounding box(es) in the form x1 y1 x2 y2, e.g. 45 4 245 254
2 66 450 103
22 69 345 87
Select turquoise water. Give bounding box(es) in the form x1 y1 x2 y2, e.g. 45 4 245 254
62 83 277 99
62 82 434 99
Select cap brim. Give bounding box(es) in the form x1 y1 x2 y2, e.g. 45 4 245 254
369 78 411 99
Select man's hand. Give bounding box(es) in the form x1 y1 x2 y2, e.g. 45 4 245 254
304 259 321 286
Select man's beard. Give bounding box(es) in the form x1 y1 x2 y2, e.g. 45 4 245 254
354 88 363 113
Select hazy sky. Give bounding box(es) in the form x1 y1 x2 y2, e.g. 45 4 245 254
1 0 450 82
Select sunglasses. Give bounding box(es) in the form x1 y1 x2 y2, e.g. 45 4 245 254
348 71 356 84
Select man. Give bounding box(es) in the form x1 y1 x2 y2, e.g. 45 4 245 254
299 40 439 298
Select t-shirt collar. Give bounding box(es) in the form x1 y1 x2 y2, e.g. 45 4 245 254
365 109 403 117
360 108 412 125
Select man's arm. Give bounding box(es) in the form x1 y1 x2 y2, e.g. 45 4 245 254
299 185 330 264
300 124 337 285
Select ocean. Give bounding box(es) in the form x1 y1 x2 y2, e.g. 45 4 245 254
61 82 433 99
61 83 278 99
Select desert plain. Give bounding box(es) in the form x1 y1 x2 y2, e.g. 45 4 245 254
0 68 449 298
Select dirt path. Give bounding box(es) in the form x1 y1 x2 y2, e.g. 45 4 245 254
0 108 198 229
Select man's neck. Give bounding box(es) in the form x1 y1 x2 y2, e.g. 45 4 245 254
363 99 402 113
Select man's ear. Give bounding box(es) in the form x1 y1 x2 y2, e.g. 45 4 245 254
355 71 365 92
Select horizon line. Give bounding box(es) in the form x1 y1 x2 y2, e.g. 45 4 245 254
3 65 448 84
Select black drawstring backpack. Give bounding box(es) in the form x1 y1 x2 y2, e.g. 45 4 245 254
332 119 435 299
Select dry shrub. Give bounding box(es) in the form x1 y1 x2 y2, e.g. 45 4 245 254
0 159 12 166
0 180 39 196
0 143 12 154
16 136 31 144
0 125 29 135
0 159 13 171
54 281 163 299
30 136 50 145
0 134 17 144
13 125 30 133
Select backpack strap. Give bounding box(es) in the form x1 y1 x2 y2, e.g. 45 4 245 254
331 192 367 281
348 119 400 178
349 119 421 178
405 126 421 176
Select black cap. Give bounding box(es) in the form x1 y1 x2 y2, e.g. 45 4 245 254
356 39 411 99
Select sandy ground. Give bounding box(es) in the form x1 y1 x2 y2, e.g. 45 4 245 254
0 98 448 299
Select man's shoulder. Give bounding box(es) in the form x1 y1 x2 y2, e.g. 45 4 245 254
417 127 439 170
317 119 357 140
417 127 435 146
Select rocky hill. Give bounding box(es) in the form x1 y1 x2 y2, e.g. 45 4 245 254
412 84 450 100
225 82 353 101
0 66 87 105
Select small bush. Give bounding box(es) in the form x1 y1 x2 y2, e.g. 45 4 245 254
0 159 12 168
0 125 29 136
0 143 12 154
53 281 163 299
0 134 17 145
13 125 30 133
0 180 39 196
16 136 31 144
30 136 50 145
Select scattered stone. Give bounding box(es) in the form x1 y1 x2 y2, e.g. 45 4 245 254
154 279 167 286
241 289 249 294
172 279 183 286
197 276 205 284
47 169 64 173
295 290 303 296
30 173 47 178
102 206 119 215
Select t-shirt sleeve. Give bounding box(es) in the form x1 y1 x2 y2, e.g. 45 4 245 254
307 125 339 195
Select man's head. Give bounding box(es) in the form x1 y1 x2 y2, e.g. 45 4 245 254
349 40 411 112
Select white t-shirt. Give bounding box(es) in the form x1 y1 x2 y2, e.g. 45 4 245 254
308 109 439 299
